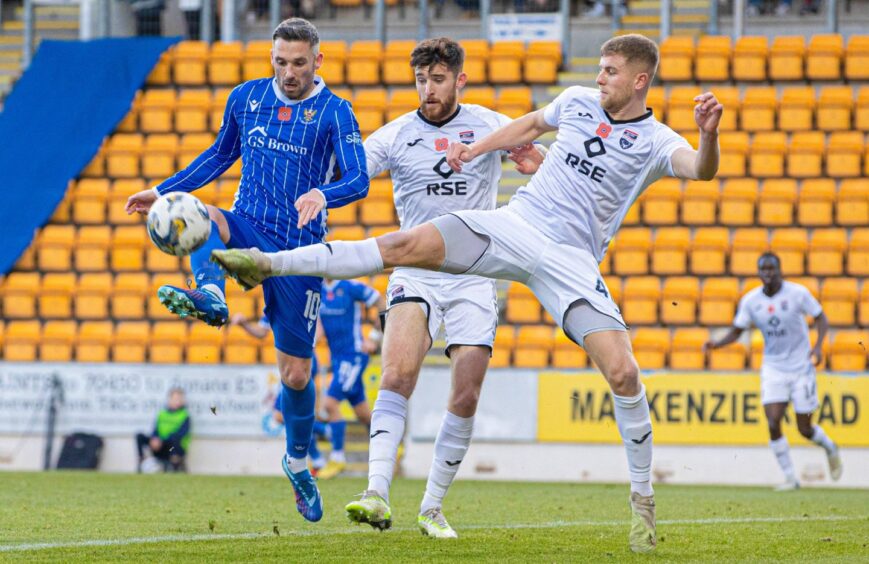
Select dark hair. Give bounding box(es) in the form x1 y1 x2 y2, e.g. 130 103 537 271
600 34 659 75
272 18 319 48
410 37 464 76
758 252 781 268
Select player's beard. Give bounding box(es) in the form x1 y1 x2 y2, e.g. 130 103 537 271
599 87 631 115
423 93 457 122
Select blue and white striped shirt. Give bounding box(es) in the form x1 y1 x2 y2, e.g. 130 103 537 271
155 77 368 249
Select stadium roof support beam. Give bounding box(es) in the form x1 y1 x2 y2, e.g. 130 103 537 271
22 0 34 68
660 0 671 40
560 0 570 65
203 0 214 43
827 0 838 32
220 0 237 42
480 0 491 43
269 0 280 41
374 0 385 44
418 0 428 42
732 0 745 39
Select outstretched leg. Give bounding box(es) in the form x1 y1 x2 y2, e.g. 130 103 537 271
796 412 842 481
764 402 800 490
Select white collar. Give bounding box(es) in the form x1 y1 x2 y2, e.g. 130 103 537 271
271 75 326 105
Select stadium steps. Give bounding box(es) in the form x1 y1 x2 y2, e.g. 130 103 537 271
616 0 710 37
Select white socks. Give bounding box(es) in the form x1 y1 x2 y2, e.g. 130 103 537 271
810 425 836 454
420 411 474 514
269 238 384 278
770 436 797 482
286 453 307 474
613 385 654 497
331 450 346 464
367 390 408 501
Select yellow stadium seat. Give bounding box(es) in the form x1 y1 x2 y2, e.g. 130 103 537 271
769 36 805 81
847 228 869 276
859 284 869 327
359 199 395 225
4 320 41 362
699 277 739 326
209 88 233 132
208 41 242 86
822 278 857 327
741 87 777 133
666 87 701 132
178 132 214 168
75 273 112 320
777 87 814 132
661 277 699 325
386 89 418 121
174 90 210 133
37 224 75 272
652 227 690 275
646 87 665 121
856 86 869 131
138 89 176 133
632 328 670 370
150 321 188 364
76 321 113 363
116 105 138 133
241 40 272 82
680 179 719 226
506 283 541 324
72 225 109 272
797 178 835 226
658 36 694 81
551 329 587 369
462 86 496 108
690 227 729 276
670 328 710 370
826 131 863 178
327 201 359 226
461 40 489 85
808 228 847 276
489 326 515 368
225 325 261 364
749 132 786 178
382 40 416 85
353 88 387 134
732 36 767 81
111 273 148 320
146 51 172 86
816 86 853 132
347 41 382 86
621 201 640 227
141 133 180 178
329 226 366 241
106 133 144 178
72 178 109 224
642 178 681 225
709 341 747 371
806 34 843 81
622 276 660 325
837 179 869 227
829 330 868 372
525 40 561 84
770 228 807 276
712 87 740 132
173 40 209 86
111 226 146 272
49 188 72 224
695 35 731 82
111 321 149 363
717 132 749 178
730 228 768 276
497 87 533 118
318 40 347 85
612 228 651 275
187 323 223 364
513 325 554 368
39 273 75 320
145 245 181 273
2 272 40 319
489 41 524 84
40 320 76 362
786 132 824 178
719 178 757 226
80 147 106 178
845 35 869 80
758 178 797 226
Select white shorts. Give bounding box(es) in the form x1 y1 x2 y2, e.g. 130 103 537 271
760 365 818 414
385 269 498 353
450 207 625 330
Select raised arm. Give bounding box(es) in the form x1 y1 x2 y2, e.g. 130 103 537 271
670 92 722 181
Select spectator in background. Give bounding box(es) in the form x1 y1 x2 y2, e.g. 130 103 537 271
180 0 202 39
136 387 191 472
128 0 164 36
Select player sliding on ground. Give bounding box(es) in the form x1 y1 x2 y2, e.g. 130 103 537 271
704 253 842 490
213 34 723 553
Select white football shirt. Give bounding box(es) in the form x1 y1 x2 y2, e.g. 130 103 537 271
507 86 691 262
733 281 824 374
364 104 510 278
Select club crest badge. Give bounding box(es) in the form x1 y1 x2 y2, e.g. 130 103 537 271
620 129 638 149
303 108 317 123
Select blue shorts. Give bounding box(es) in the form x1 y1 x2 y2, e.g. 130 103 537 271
220 210 321 358
327 354 369 406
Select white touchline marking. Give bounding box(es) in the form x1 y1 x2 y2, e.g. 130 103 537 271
1 515 865 553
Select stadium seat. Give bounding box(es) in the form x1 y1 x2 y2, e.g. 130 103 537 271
39 273 75 320
40 320 76 362
787 132 824 178
360 198 395 225
646 87 665 122
658 36 694 81
670 328 710 370
329 226 366 241
808 228 847 276
717 132 749 177
652 227 690 275
642 178 681 225
461 39 489 85
178 133 214 168
778 87 814 132
847 229 869 277
826 132 863 178
49 188 72 224
741 87 777 133
769 228 807 276
621 201 640 227
709 341 747 371
150 321 188 364
75 320 113 362
382 40 415 85
224 325 260 364
821 278 857 326
72 179 108 225
749 132 787 178
806 34 843 81
712 87 740 132
506 283 541 324
769 36 805 81
80 147 106 178
173 41 209 86
110 226 146 272
353 88 387 134
327 201 359 226
37 224 75 272
210 88 233 132
2 272 40 319
695 35 731 82
612 228 651 275
797 178 835 226
513 325 554 368
3 320 41 362
816 86 853 132
111 273 148 320
719 178 757 226
145 245 181 273
730 228 768 276
462 86 496 108
524 41 561 84
758 179 797 226
837 179 869 226
690 227 729 276
622 276 660 325
829 330 868 372
75 273 112 320
661 277 699 325
859 283 869 327
845 35 869 80
856 86 869 132
681 179 719 225
112 321 149 363
489 326 515 368
146 51 172 86
347 41 382 86
551 328 587 369
732 36 768 81
317 40 347 85
497 87 533 118
174 90 210 134
632 328 669 370
207 41 242 86
489 41 524 84
241 40 272 82
138 89 176 134
106 133 144 178
187 323 223 364
699 277 739 326
141 133 180 178
386 88 418 120
116 103 139 133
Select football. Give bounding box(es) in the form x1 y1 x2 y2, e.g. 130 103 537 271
146 192 212 257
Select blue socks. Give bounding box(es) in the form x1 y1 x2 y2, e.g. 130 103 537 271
281 377 315 469
330 420 347 453
190 220 225 297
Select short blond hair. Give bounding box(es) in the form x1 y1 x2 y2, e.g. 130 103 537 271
601 34 659 76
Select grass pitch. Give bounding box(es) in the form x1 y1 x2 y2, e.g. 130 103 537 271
0 472 867 562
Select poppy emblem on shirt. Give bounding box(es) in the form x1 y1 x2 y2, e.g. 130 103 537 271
768 305 775 313
278 107 293 121
434 138 449 152
303 108 317 123
620 129 638 149
596 123 612 138
326 291 334 300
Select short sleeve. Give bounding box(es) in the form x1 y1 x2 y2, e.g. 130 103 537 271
651 125 693 177
542 90 568 128
364 124 392 178
798 285 823 318
732 295 752 329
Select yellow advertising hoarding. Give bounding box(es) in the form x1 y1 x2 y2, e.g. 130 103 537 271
538 372 868 447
